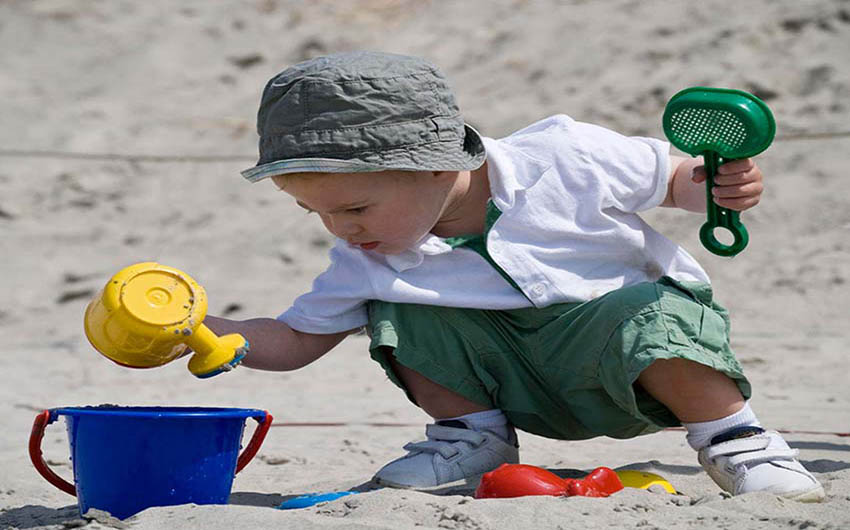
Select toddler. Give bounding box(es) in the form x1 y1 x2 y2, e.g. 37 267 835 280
207 51 823 501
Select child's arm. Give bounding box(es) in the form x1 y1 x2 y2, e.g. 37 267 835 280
661 156 764 213
204 315 357 371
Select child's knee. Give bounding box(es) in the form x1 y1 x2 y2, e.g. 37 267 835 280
637 357 746 422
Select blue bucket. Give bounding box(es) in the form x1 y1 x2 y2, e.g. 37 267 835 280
29 406 273 519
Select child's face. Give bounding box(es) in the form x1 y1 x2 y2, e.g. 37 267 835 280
273 170 457 255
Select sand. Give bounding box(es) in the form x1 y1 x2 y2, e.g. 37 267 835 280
1 0 849 528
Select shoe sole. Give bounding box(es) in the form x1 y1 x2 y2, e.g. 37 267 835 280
372 473 484 495
782 485 826 503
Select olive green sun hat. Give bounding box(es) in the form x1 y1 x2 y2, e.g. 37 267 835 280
241 51 486 183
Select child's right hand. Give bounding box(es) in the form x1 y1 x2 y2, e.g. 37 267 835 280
691 158 765 212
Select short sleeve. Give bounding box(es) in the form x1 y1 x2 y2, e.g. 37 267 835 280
277 242 372 333
571 121 671 213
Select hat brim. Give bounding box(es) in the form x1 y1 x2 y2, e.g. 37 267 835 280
241 125 486 183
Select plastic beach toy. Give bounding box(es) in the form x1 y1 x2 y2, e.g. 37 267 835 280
663 87 775 256
278 490 362 510
29 406 272 519
474 464 624 499
615 470 677 494
474 464 569 498
84 262 248 378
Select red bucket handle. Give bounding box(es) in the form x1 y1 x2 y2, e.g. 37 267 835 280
29 410 76 496
235 410 273 474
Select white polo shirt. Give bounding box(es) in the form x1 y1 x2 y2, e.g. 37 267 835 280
279 115 709 334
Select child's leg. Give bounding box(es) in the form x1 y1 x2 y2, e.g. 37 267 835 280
637 357 823 501
386 352 514 440
387 353 490 419
636 357 745 422
371 346 519 491
552 277 824 501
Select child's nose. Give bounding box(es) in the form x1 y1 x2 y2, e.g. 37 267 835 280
339 221 364 237
324 215 362 238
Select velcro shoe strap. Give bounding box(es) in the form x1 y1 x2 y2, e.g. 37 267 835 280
726 447 800 468
703 436 771 460
425 424 488 446
401 425 489 460
403 440 461 459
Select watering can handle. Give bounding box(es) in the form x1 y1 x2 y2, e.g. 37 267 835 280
29 410 77 496
235 410 274 474
700 152 749 257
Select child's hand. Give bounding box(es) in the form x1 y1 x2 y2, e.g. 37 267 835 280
692 158 764 211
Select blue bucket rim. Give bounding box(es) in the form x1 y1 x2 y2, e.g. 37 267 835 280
50 406 267 419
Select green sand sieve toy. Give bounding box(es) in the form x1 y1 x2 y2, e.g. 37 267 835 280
663 87 776 257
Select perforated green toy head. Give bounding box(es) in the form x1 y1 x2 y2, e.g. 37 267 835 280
663 87 776 257
663 87 775 159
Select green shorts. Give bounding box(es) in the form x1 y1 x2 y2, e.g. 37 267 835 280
368 276 750 441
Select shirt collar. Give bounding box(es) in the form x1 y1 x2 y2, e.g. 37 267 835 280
481 136 551 212
384 233 453 272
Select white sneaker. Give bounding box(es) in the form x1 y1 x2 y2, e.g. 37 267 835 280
373 420 519 493
698 426 825 502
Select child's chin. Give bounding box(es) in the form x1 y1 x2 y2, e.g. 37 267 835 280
374 245 403 255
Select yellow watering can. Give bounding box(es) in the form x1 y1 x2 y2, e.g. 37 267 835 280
84 262 248 378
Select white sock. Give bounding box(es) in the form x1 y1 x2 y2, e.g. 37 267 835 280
440 409 511 441
682 402 762 450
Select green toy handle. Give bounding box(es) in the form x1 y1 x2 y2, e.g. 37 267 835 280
699 151 749 257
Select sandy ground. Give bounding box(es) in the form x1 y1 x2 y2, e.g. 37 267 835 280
2 0 849 528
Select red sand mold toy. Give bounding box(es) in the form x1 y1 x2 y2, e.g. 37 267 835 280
474 464 624 499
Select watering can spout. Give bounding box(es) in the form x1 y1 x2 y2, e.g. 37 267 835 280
83 262 248 377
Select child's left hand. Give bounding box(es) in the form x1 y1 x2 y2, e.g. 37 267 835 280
692 158 764 212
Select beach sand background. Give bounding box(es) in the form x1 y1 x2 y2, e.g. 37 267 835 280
1 1 849 528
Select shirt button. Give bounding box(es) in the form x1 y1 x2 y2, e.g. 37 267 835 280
530 283 545 297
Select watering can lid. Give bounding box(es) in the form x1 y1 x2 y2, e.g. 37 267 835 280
121 269 197 325
100 263 205 327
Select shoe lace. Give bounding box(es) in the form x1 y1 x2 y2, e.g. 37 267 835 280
402 424 488 460
703 433 800 469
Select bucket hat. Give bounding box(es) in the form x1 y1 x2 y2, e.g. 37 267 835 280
241 51 485 183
